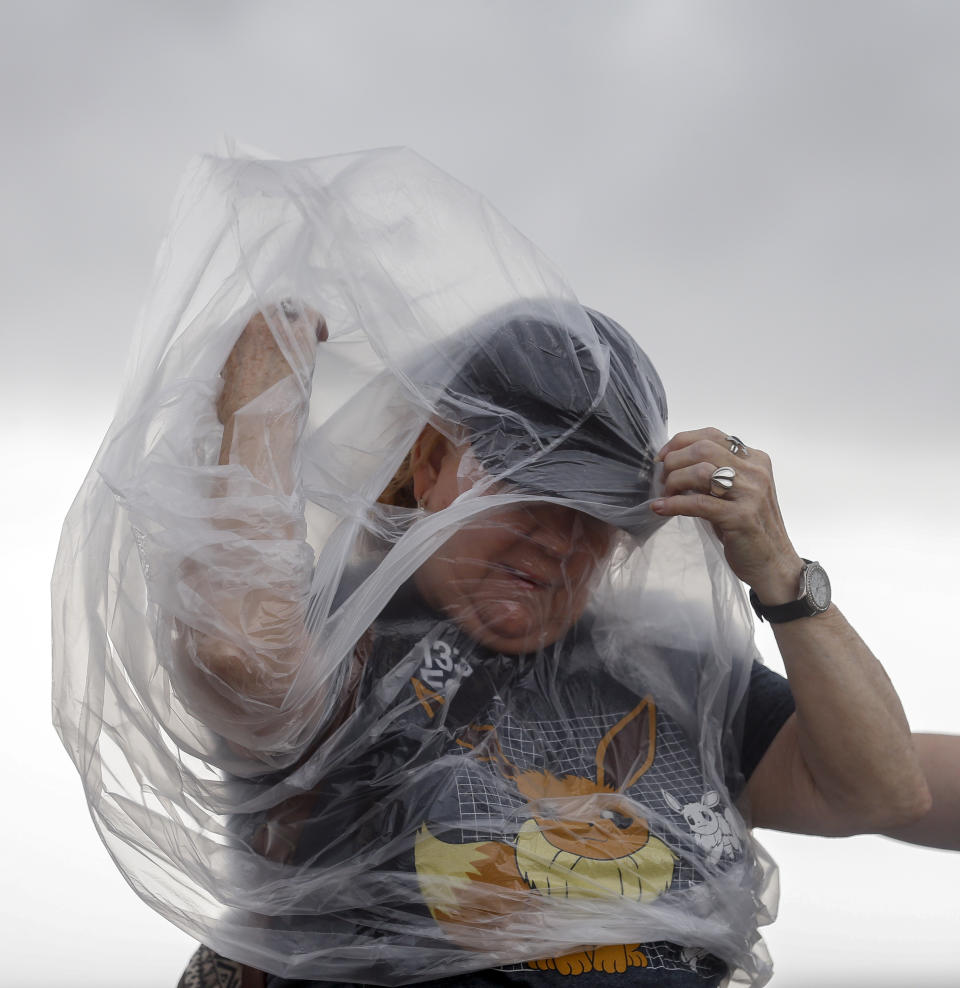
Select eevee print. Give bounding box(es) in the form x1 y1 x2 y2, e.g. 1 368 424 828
415 696 677 975
662 789 742 864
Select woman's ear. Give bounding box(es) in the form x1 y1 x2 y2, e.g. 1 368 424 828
411 424 455 508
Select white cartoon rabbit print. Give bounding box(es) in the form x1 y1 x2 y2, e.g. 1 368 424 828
662 790 742 865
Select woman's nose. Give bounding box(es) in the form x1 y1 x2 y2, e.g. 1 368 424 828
526 504 579 557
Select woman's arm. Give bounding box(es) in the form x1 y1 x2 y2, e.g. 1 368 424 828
183 303 326 707
652 428 931 836
882 733 960 850
737 612 930 835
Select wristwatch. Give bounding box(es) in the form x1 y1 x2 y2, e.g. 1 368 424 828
749 559 831 623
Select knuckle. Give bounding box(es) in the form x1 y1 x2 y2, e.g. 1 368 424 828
692 439 716 459
678 428 706 447
693 493 715 513
662 473 680 496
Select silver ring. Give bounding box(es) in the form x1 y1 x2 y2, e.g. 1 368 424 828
726 435 749 457
710 466 736 497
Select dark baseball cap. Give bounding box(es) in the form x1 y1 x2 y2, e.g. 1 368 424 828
424 303 668 537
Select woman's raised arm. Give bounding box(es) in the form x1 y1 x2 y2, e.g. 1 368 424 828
179 303 327 717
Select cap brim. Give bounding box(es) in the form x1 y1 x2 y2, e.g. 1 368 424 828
479 445 664 538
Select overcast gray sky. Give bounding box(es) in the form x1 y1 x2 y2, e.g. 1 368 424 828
3 3 959 985
5 2 959 440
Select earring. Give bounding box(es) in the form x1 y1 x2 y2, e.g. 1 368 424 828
416 497 426 512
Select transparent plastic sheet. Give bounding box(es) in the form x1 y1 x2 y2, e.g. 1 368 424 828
52 148 779 985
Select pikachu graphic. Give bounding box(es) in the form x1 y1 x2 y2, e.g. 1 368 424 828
415 696 677 975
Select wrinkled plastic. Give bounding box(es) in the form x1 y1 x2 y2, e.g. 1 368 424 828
52 148 778 985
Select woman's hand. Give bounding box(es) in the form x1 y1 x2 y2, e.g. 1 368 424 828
217 301 327 475
651 427 804 604
217 300 327 425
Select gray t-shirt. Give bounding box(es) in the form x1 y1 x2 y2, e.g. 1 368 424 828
260 586 794 988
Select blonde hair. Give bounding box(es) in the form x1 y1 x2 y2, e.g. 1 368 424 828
377 451 417 508
376 425 453 509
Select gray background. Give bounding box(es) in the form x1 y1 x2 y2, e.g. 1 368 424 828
3 2 957 985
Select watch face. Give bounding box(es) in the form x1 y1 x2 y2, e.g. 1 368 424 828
806 564 831 611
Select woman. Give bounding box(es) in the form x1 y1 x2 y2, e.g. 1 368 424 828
175 298 926 988
52 149 930 988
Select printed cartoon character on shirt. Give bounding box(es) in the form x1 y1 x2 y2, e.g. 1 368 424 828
415 696 679 975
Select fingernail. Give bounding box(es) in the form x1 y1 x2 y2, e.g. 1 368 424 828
651 499 665 513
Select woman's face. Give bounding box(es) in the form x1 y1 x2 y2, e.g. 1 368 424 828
412 433 614 654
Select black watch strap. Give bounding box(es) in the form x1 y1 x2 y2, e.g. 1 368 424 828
749 559 830 624
749 587 815 623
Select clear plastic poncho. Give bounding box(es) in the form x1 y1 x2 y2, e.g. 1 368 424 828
52 148 779 986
